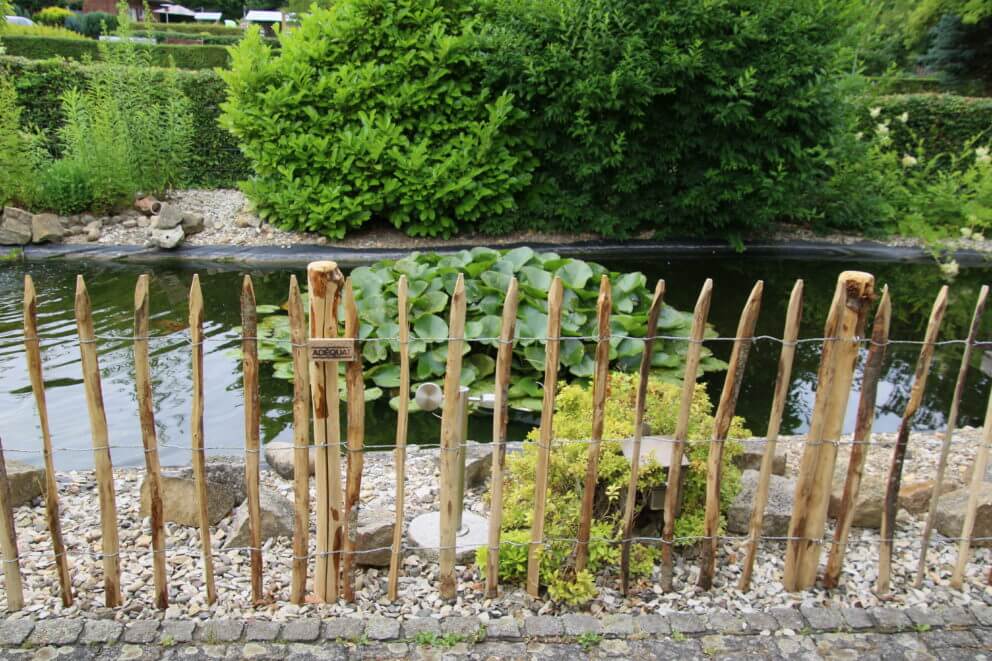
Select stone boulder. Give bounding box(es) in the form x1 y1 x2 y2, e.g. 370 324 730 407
84 220 102 242
936 484 992 547
727 469 795 537
0 207 32 245
964 457 992 486
4 460 45 507
235 212 261 229
31 214 63 244
899 479 961 515
140 459 246 527
829 470 886 529
264 441 315 480
224 489 294 549
151 204 184 230
354 509 394 567
432 440 492 490
734 438 788 476
149 227 184 250
181 212 205 236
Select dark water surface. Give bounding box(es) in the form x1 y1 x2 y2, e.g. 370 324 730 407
1 254 990 470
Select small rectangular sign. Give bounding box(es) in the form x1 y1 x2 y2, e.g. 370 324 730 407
309 338 358 362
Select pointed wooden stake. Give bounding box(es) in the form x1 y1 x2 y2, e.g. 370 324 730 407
341 279 364 602
387 276 411 602
952 384 992 589
739 279 803 592
0 435 23 612
620 280 665 594
189 275 216 605
288 275 311 605
241 275 263 604
23 276 72 606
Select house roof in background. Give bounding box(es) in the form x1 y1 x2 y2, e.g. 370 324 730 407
243 10 286 22
153 3 196 16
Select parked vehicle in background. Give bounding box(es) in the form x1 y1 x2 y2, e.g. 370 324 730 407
4 16 34 26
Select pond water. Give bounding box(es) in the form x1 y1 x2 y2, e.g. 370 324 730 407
1 254 990 470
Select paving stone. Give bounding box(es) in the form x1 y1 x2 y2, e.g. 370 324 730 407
400 617 440 638
599 638 630 656
920 629 980 648
243 620 280 642
973 627 992 646
472 642 528 658
232 642 288 660
669 612 708 635
740 611 778 633
28 619 83 646
485 616 521 639
364 616 400 641
81 620 123 645
841 608 875 630
701 632 779 658
601 614 634 637
441 616 482 639
971 604 992 627
281 619 320 642
561 614 602 637
869 607 912 632
197 620 244 643
770 607 805 632
800 606 845 631
524 615 563 638
707 612 745 635
0 619 34 646
286 641 348 661
905 608 944 628
633 639 705 660
123 621 160 644
107 643 161 660
937 606 977 628
159 620 195 644
322 618 364 641
935 648 986 661
634 614 670 636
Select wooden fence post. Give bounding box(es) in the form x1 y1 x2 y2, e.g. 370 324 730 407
23 276 72 606
526 277 564 598
698 281 763 590
739 279 803 592
134 275 168 609
189 275 216 605
308 261 346 602
822 286 890 589
877 286 948 594
660 279 713 592
620 280 665 594
485 277 518 598
241 275 263 604
0 435 23 612
783 271 874 592
952 383 992 588
388 276 411 602
341 279 364 602
575 276 611 574
917 285 989 586
75 275 123 608
287 275 310 605
439 274 467 600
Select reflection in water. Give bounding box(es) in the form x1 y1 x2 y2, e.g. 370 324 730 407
0 256 990 470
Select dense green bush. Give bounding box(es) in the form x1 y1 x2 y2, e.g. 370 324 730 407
919 14 992 92
0 55 249 186
0 76 42 207
64 10 116 38
476 0 846 239
135 21 242 36
32 6 72 25
1 34 231 68
869 94 992 160
221 0 534 238
130 28 275 45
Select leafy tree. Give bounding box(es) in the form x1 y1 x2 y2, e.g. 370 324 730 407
909 0 992 37
919 13 992 89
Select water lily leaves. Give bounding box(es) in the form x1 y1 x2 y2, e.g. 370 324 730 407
508 376 543 399
255 304 282 315
556 260 593 290
502 246 535 270
411 290 448 319
414 314 448 340
519 266 552 292
366 363 401 387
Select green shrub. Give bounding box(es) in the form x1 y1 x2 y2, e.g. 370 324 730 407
0 34 231 68
870 94 992 159
0 76 43 206
220 1 534 238
476 0 846 239
2 22 86 38
65 10 116 38
32 6 72 25
135 21 242 36
36 157 93 213
130 28 279 46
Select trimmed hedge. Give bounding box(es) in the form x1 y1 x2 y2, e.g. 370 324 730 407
130 29 278 46
870 94 992 158
1 35 231 69
0 56 249 187
135 22 242 36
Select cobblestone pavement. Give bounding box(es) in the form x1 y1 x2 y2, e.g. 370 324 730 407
1 604 990 660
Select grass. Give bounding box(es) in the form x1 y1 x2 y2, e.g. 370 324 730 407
577 632 602 650
0 248 23 262
672 630 687 642
412 631 466 649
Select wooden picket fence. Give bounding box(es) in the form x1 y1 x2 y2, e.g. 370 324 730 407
1 263 991 612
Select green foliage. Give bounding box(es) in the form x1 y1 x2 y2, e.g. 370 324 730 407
909 0 992 36
220 0 534 238
870 94 992 159
919 14 992 91
131 20 243 36
3 22 86 38
0 75 43 206
480 373 746 602
64 11 116 38
32 6 72 26
255 249 725 411
1 34 231 68
476 0 846 239
130 28 276 45
546 569 597 606
577 632 601 651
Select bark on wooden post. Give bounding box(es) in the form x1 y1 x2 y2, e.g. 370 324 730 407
660 279 713 592
387 276 411 602
952 383 992 588
23 275 72 606
485 277 518 598
739 279 803 592
241 275 263 604
189 275 216 605
783 271 874 592
75 275 123 608
308 261 346 602
620 280 665 594
877 286 948 594
134 275 168 609
439 274 467 600
526 277 564 598
287 275 310 605
917 285 988 586
575 276 611 574
341 279 364 602
698 281 763 590
0 435 23 612
822 287 891 589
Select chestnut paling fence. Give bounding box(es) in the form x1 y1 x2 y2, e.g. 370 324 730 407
1 264 992 612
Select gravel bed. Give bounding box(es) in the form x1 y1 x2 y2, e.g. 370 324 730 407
2 431 991 624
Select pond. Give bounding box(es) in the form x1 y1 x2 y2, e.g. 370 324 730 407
1 253 990 470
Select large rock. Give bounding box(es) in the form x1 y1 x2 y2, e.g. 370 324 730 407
149 226 184 250
829 470 886 529
0 207 32 245
734 438 788 476
964 456 992 486
727 469 795 537
151 203 183 230
354 509 394 567
936 484 992 547
140 459 246 527
181 212 205 236
31 214 63 244
899 479 961 515
432 440 492 489
264 441 315 480
4 460 45 507
224 489 294 549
